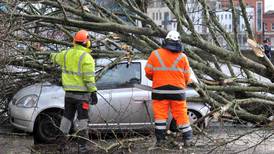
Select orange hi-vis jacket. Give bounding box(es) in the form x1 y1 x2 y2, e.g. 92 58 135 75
145 48 192 100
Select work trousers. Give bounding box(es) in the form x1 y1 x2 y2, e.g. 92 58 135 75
152 100 192 141
59 91 90 145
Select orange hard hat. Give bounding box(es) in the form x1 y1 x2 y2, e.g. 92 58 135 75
74 30 89 43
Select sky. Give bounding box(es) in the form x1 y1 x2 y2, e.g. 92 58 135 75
265 0 274 12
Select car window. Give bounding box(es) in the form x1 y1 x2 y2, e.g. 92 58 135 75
96 62 141 89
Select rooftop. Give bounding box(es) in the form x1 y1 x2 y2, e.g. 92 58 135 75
265 10 274 15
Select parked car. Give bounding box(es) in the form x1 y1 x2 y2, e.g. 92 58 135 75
8 60 210 143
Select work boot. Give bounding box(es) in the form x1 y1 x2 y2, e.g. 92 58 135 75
155 129 166 141
183 139 194 147
149 128 168 149
155 139 168 148
56 135 69 152
78 144 88 154
182 131 194 147
76 129 89 153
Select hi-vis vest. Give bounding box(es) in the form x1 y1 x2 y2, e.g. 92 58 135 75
145 48 191 100
50 45 97 92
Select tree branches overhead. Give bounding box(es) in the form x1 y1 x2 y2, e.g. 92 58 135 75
1 0 274 124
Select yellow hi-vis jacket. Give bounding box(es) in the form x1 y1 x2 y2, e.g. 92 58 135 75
50 45 97 92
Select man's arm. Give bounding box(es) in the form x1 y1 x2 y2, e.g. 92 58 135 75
50 50 66 66
183 55 192 85
145 52 155 81
82 54 97 92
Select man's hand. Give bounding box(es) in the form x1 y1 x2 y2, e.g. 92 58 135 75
90 91 98 105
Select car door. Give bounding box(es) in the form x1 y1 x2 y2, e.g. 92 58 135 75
89 62 150 129
109 62 151 129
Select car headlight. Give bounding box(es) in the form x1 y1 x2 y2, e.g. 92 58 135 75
16 95 38 108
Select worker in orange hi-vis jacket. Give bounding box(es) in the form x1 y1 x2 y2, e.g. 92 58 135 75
145 30 193 147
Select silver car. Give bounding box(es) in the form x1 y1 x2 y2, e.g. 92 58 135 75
8 60 210 143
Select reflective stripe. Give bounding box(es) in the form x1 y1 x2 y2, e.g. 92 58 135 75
155 120 166 130
171 53 185 68
154 50 166 67
76 119 88 130
145 63 153 68
52 54 57 64
78 52 87 75
63 85 88 91
155 125 166 130
153 67 190 73
63 51 68 71
152 89 185 94
86 83 96 88
62 70 95 76
82 72 95 76
155 120 167 123
179 126 192 133
178 124 192 133
152 50 189 72
62 51 95 76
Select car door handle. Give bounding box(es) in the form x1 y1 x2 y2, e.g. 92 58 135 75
133 99 146 104
133 99 151 104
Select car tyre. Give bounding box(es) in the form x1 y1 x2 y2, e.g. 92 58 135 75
33 112 62 144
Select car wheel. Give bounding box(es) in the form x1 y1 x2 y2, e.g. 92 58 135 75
169 109 203 132
33 112 62 144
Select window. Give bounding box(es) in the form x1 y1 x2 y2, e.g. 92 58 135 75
164 12 169 20
152 12 155 20
96 63 141 90
156 1 160 7
160 1 165 7
256 1 262 32
225 14 227 19
272 23 274 31
229 14 231 19
264 23 268 31
156 12 158 20
229 24 232 30
159 12 162 20
221 14 223 20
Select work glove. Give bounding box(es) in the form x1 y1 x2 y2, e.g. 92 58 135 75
90 91 98 105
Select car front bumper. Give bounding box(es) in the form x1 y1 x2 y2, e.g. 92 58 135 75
8 104 36 133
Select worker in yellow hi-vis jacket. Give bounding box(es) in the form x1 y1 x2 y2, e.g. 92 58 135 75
50 30 97 153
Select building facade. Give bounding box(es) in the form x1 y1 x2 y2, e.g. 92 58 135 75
215 6 255 48
220 0 265 42
147 0 204 33
263 11 274 46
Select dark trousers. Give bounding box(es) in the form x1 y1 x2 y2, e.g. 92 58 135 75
64 93 89 121
60 91 90 145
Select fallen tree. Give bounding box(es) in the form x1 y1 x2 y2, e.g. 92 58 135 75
1 0 274 125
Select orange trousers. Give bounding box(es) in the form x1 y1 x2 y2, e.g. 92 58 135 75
152 100 190 126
